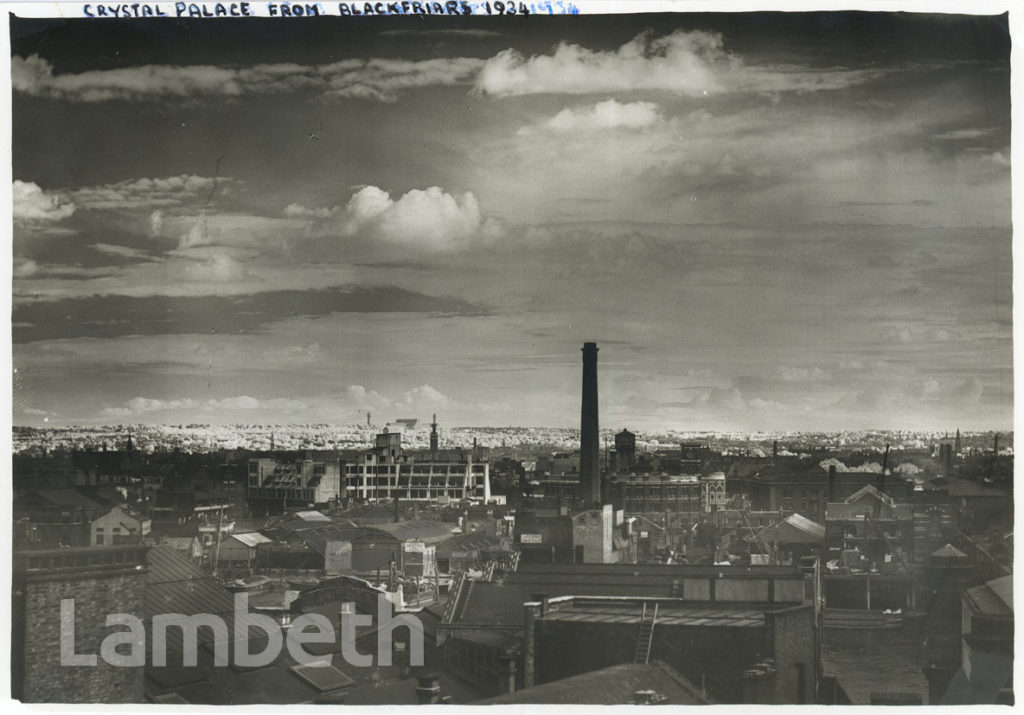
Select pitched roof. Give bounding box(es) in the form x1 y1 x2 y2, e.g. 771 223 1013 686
930 543 969 559
755 513 825 544
844 484 894 506
35 488 103 510
965 575 1013 618
478 661 713 705
826 486 913 521
230 532 273 548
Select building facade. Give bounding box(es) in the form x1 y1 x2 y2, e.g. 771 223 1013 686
247 455 343 512
345 430 490 503
90 504 151 546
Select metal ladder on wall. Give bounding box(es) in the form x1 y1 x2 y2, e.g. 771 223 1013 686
634 602 659 664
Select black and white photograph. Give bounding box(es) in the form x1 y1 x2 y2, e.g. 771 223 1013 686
7 3 1015 706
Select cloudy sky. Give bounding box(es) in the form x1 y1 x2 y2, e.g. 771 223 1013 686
10 12 1012 431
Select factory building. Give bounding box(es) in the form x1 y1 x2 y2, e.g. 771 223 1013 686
344 428 490 503
246 454 343 513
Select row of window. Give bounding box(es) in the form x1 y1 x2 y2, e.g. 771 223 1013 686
346 465 485 476
350 488 473 499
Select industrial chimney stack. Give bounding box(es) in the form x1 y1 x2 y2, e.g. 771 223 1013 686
430 414 439 458
580 342 601 507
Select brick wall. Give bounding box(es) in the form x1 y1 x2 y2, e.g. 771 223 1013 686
13 553 147 703
766 605 817 704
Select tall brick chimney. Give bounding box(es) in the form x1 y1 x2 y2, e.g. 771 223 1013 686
580 342 601 507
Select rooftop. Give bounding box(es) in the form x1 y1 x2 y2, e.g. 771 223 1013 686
478 660 714 705
754 513 825 544
965 575 1013 618
539 599 767 628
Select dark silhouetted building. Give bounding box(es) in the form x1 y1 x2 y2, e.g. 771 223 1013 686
614 429 637 474
580 342 600 506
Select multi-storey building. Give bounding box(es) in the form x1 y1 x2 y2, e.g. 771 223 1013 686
246 454 343 513
345 430 490 503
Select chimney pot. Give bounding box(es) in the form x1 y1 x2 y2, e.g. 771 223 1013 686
415 673 442 705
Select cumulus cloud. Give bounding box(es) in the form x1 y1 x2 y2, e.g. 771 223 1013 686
13 54 321 102
102 394 307 417
181 252 246 283
336 185 489 250
73 175 220 210
13 54 482 104
170 213 304 252
475 30 882 98
13 180 76 223
149 209 165 238
527 99 663 134
203 395 308 411
284 203 336 219
400 384 452 407
345 385 393 411
342 383 455 412
101 396 198 418
321 57 484 102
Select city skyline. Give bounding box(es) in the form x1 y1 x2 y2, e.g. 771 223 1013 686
11 11 1013 432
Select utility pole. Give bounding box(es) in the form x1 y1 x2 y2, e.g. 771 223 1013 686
215 506 224 575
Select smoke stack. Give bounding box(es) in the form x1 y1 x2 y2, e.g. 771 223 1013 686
580 342 601 507
367 412 371 427
828 465 837 503
430 414 438 458
772 440 778 459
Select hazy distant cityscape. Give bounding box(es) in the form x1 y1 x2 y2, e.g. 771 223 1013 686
13 422 1015 457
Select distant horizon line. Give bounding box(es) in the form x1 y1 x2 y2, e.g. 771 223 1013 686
12 423 1014 436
